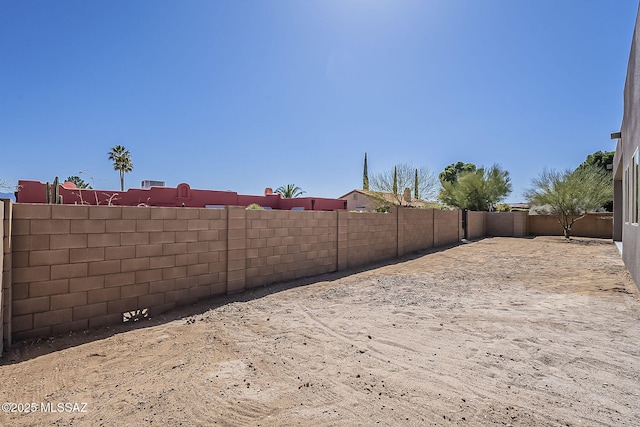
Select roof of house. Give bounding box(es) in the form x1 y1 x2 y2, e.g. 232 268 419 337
339 189 437 208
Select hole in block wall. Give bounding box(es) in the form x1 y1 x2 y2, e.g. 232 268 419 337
123 308 149 323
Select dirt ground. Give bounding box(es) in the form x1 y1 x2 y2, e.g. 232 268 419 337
0 236 639 426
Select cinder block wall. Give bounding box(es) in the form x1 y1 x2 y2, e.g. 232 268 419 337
1 200 11 353
434 210 461 247
486 212 515 236
244 210 338 288
10 204 229 341
5 204 470 343
346 211 398 268
483 211 612 238
528 213 613 238
401 209 435 254
512 212 529 237
0 200 4 355
466 211 486 240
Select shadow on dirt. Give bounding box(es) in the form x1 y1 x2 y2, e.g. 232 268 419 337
567 238 615 246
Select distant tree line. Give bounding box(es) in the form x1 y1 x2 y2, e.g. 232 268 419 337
359 149 612 232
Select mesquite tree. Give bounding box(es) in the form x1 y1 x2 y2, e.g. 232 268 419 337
524 166 612 240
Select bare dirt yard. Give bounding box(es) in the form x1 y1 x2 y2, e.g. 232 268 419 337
1 236 639 426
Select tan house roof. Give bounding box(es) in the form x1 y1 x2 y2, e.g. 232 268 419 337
339 189 437 210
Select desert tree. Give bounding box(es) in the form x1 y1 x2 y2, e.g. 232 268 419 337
0 178 16 192
439 170 483 210
439 164 512 211
108 145 134 191
524 165 612 240
392 166 398 196
370 162 439 206
577 150 614 171
275 184 305 198
363 153 369 190
576 150 614 211
439 162 477 184
485 165 513 209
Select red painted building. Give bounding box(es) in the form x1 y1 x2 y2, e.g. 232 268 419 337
16 180 347 211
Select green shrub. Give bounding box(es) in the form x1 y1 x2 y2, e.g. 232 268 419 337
246 203 264 210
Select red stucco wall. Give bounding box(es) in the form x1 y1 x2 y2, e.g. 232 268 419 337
16 180 346 211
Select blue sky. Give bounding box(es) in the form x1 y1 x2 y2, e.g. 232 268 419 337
1 0 637 202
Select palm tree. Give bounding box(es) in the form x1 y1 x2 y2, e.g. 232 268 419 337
275 184 305 198
108 145 134 191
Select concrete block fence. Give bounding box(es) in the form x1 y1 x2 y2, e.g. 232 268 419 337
0 202 465 347
0 200 610 352
528 213 613 239
1 201 7 354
